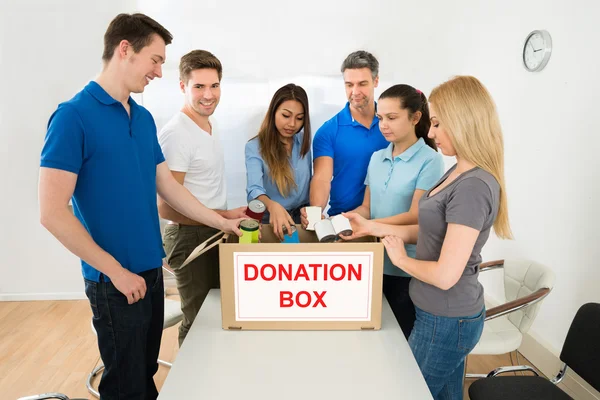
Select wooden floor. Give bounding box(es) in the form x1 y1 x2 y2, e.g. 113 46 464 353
0 298 540 400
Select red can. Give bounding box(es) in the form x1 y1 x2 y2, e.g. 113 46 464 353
246 199 266 221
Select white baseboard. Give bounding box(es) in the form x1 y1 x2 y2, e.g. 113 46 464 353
0 292 87 301
484 294 599 399
0 276 177 301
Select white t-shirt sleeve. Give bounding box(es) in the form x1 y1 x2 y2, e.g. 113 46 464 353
158 127 192 173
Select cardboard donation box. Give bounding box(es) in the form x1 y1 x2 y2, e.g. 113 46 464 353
182 224 384 331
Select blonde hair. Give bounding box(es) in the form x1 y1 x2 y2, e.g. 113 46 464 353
429 76 512 239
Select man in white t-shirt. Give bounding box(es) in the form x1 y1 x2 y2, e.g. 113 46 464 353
158 50 246 345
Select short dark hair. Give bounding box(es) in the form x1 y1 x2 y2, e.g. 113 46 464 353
102 13 173 62
340 50 379 80
179 50 223 82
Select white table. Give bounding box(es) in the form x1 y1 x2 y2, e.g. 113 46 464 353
159 289 432 399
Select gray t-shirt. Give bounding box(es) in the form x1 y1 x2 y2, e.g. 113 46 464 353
409 165 499 317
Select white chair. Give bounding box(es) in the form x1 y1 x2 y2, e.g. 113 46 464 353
466 258 555 379
86 266 183 398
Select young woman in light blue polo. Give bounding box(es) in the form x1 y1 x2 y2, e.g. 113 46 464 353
350 84 444 339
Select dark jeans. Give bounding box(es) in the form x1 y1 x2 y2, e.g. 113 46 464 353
163 224 220 346
383 274 416 339
84 267 164 400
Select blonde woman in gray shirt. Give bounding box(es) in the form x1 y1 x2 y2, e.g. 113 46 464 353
344 76 512 400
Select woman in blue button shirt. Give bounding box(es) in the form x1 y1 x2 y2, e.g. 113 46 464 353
349 84 444 339
245 84 312 240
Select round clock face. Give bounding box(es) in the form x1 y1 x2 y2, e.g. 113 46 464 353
523 30 552 72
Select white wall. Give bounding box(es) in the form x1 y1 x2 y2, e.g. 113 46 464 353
137 0 462 207
138 0 600 353
0 0 137 299
1 0 598 357
439 0 600 355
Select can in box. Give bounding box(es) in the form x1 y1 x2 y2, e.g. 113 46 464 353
315 219 337 243
246 199 266 221
239 219 260 244
281 225 300 243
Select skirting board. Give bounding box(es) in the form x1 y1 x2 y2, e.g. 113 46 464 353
485 295 599 399
0 292 87 301
0 273 177 301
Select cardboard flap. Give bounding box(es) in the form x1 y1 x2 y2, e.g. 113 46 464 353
180 230 228 268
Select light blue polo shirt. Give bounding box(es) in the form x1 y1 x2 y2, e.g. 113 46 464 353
366 138 445 277
40 81 166 282
312 102 388 216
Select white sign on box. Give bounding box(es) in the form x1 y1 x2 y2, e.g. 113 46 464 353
233 251 374 321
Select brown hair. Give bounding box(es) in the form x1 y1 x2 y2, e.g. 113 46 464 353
254 84 311 196
179 50 223 83
102 13 173 62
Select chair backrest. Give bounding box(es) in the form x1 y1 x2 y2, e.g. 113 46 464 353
560 302 600 392
503 259 555 332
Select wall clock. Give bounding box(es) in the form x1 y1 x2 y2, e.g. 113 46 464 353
523 30 552 72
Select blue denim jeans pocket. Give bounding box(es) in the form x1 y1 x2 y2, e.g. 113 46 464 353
103 270 160 332
151 266 163 291
457 308 485 352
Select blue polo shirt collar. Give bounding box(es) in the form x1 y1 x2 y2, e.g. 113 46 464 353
339 102 379 129
85 81 120 105
86 81 140 110
383 137 426 162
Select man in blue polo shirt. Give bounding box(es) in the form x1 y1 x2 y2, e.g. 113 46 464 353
302 50 388 223
39 13 242 400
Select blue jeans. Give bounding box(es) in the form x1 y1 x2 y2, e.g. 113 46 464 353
408 306 485 400
84 267 164 400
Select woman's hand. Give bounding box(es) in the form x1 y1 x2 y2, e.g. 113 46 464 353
339 212 374 240
269 202 295 241
381 236 408 269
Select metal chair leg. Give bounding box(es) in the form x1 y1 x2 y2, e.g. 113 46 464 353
465 373 490 379
487 365 540 377
86 364 104 398
18 394 71 400
466 350 538 380
158 358 172 368
87 359 172 398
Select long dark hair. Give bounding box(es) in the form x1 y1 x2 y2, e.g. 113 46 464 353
379 84 436 151
253 83 311 196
